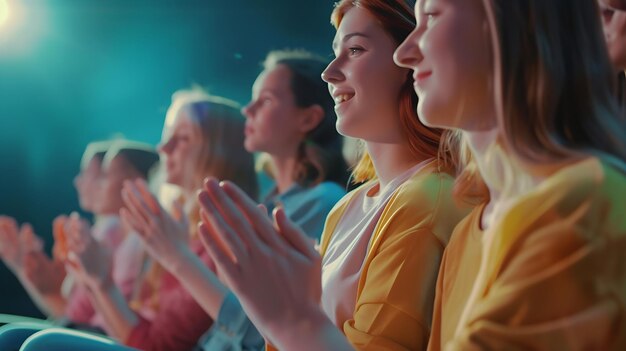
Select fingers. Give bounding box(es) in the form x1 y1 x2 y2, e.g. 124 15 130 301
216 180 287 251
172 197 186 223
273 208 318 260
122 182 155 229
65 213 90 253
134 179 161 215
119 207 147 238
198 190 248 259
197 221 239 285
0 216 19 255
202 179 257 236
52 216 68 261
20 223 43 253
0 216 19 242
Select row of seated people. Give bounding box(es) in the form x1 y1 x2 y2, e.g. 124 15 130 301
1 0 626 350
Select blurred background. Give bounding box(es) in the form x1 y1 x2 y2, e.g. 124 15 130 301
0 0 335 317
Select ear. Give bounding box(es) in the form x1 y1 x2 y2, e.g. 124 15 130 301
297 104 325 134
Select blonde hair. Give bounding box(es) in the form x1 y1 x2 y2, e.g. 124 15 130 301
164 88 258 199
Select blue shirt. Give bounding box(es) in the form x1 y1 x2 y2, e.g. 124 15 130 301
262 181 347 241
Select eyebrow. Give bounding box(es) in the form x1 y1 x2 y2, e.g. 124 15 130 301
332 32 370 50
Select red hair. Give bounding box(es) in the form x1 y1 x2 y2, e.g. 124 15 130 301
331 0 455 183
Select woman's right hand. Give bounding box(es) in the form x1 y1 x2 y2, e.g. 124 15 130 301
120 178 192 273
0 216 43 274
22 251 66 295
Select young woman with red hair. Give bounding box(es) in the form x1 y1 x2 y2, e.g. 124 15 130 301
197 1 471 350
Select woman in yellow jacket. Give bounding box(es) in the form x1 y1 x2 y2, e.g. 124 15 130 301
196 0 471 350
393 0 626 349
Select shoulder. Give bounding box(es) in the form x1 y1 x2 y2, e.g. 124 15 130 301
391 166 456 210
381 166 470 245
502 157 626 237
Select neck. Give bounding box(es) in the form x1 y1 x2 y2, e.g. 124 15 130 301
465 129 553 229
270 154 300 194
366 141 424 190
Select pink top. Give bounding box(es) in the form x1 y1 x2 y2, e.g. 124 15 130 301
321 161 430 328
125 237 215 351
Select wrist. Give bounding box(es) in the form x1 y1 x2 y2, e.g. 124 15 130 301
86 268 115 292
267 303 336 349
167 244 195 275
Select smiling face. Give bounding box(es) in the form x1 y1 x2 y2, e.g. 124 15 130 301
394 0 497 132
322 6 409 143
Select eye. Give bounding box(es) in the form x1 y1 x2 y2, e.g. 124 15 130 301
423 12 438 21
348 47 364 56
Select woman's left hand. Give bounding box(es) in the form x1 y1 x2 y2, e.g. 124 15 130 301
120 178 191 273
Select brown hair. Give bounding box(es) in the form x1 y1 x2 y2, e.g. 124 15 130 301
483 0 626 167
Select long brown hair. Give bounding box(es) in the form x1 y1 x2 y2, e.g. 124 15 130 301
332 0 457 183
483 0 626 167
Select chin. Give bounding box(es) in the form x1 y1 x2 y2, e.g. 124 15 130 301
335 118 359 138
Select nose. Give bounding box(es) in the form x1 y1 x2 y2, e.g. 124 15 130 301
394 28 424 69
241 101 255 119
158 138 174 154
321 58 345 84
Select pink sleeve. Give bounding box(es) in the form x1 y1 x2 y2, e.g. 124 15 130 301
125 240 214 351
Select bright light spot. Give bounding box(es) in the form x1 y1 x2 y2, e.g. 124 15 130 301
0 0 9 27
0 1 48 56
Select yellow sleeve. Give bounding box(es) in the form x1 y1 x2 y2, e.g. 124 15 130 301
344 226 444 350
344 171 469 350
447 178 626 350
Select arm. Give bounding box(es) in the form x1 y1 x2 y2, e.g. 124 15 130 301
120 179 228 319
20 251 68 318
64 214 140 341
345 227 444 350
122 179 266 349
0 216 67 318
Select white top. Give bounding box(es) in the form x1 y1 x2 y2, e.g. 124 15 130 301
320 160 430 328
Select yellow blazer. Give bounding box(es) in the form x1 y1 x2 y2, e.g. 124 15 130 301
433 158 626 350
317 161 471 350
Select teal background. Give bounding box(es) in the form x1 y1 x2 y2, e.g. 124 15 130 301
0 0 335 317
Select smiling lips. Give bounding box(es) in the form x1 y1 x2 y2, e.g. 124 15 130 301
333 92 355 105
414 71 432 84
